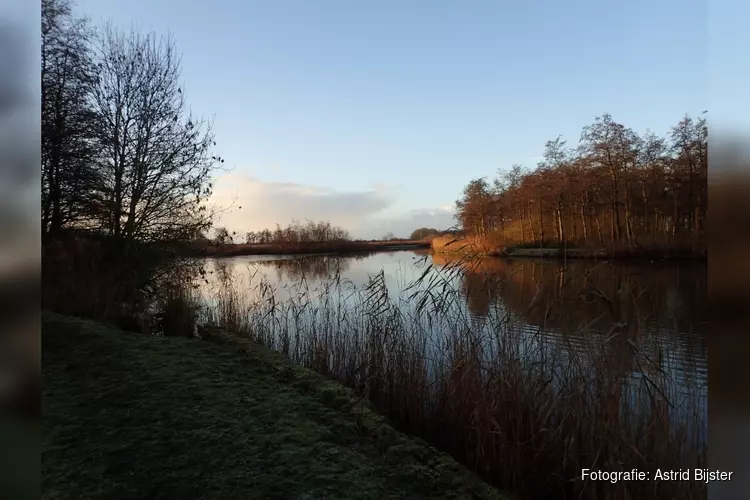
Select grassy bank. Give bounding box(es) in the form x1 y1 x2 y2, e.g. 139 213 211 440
197 239 431 257
42 312 505 500
431 234 706 261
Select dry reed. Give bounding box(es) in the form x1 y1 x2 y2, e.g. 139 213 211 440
196 255 706 500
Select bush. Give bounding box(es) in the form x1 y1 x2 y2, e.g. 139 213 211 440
153 286 200 337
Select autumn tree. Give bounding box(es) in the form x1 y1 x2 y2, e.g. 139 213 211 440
455 178 493 236
579 114 639 246
409 227 440 240
453 113 707 254
539 136 573 245
670 113 707 241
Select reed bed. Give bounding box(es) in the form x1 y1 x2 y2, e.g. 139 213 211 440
195 256 706 500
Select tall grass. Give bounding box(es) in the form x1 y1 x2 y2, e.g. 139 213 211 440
43 234 204 336
198 255 706 500
42 236 148 328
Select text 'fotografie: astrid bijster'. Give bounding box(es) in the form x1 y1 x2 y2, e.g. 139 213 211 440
582 469 733 483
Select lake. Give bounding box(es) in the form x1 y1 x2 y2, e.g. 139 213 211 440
195 249 707 446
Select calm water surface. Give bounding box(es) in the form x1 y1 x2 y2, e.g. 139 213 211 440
196 250 707 438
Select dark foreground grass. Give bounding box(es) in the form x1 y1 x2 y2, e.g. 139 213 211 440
42 312 507 500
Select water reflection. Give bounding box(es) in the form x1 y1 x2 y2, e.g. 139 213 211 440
434 253 706 339
429 252 707 435
203 251 424 301
264 253 376 281
203 252 706 357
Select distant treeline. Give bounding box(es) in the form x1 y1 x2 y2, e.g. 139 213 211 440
409 227 443 240
241 221 351 245
212 223 448 247
199 221 436 257
455 113 707 252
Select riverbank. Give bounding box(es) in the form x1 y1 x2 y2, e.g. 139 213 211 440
501 247 705 260
42 312 506 500
430 235 705 261
196 240 431 257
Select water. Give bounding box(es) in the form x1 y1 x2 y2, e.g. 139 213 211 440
195 249 707 443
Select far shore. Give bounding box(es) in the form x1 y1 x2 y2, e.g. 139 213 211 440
490 248 703 262
501 246 704 261
193 239 432 257
430 235 706 262
187 237 706 263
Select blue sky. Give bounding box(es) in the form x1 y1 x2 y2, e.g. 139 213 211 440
66 0 706 237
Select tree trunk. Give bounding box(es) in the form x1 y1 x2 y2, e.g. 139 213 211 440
624 199 634 247
555 203 565 245
580 202 588 243
528 203 536 242
641 184 649 238
539 198 545 245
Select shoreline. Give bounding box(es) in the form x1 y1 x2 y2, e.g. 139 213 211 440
432 245 705 263
193 240 432 258
496 247 706 262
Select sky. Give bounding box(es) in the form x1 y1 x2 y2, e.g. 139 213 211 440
42 0 711 238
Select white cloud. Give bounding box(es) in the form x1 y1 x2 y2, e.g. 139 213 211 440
368 206 457 239
209 173 457 240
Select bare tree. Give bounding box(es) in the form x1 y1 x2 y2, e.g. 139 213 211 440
409 227 440 240
579 114 639 246
240 220 351 246
41 0 100 236
90 25 222 245
540 136 572 244
454 113 706 254
213 226 232 246
670 113 708 239
455 178 492 236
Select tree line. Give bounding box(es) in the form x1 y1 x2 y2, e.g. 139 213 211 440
409 227 442 240
242 220 351 245
42 0 221 247
455 113 707 252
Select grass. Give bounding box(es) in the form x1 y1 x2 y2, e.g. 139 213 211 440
42 312 506 500
197 240 430 257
